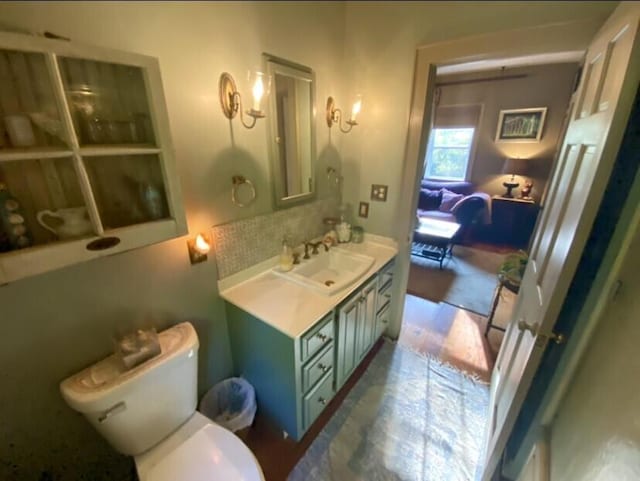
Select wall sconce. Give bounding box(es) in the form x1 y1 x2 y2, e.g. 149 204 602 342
326 95 362 133
187 233 211 265
219 70 270 129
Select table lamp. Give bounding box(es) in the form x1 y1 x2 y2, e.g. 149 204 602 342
501 157 528 198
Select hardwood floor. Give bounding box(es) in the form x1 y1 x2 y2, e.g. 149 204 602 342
399 294 509 382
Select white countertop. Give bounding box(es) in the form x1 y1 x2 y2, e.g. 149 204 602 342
218 234 398 339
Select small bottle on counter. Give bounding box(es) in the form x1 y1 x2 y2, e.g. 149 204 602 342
279 237 294 272
0 182 32 250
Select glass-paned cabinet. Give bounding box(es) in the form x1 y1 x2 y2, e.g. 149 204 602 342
0 32 186 284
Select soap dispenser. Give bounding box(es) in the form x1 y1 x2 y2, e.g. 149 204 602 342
279 237 294 272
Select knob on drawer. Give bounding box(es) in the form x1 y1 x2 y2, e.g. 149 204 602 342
318 397 327 405
318 363 330 372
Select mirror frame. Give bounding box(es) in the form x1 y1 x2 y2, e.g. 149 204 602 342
264 53 317 209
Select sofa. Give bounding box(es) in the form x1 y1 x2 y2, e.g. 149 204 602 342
414 180 490 244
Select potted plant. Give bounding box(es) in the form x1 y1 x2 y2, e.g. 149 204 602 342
499 250 528 286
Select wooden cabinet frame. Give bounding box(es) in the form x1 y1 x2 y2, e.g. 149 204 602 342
0 32 186 284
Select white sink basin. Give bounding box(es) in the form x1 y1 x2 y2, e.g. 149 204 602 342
272 247 375 295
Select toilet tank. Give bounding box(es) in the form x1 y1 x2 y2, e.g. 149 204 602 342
60 322 199 456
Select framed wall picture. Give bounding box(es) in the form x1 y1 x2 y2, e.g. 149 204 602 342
495 107 547 143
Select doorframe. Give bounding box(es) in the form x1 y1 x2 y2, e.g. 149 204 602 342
389 16 609 480
390 16 605 336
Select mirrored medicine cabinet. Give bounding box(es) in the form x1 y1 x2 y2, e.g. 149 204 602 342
264 53 316 209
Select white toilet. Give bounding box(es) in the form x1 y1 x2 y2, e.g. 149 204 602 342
60 322 265 481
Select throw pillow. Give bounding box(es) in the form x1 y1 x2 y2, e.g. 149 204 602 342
419 188 442 210
439 188 464 212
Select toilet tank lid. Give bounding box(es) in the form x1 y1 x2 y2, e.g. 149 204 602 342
60 322 199 412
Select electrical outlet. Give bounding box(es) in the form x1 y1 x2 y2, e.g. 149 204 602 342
371 184 388 202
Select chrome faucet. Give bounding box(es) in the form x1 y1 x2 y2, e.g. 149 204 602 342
304 241 327 258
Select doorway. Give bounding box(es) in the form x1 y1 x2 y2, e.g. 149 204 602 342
399 59 581 382
391 6 640 481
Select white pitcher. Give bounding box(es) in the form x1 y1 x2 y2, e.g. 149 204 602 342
37 207 93 239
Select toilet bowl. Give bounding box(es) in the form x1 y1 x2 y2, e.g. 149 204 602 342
135 412 264 481
60 322 264 481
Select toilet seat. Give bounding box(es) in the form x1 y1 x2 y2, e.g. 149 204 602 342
135 412 264 481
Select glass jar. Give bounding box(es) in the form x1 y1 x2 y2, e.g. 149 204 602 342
352 226 364 243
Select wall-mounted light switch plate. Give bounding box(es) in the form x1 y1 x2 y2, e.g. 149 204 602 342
358 201 369 218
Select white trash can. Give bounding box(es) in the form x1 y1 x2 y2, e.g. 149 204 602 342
199 377 257 434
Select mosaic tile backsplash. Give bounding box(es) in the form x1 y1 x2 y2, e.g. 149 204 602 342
213 198 338 279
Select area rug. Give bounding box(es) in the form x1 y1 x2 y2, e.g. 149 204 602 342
288 340 489 481
408 245 506 317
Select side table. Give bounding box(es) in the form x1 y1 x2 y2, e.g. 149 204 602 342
484 273 520 337
491 196 540 248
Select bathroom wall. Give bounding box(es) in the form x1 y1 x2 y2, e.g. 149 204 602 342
549 216 640 481
339 1 616 237
436 62 579 201
0 2 346 480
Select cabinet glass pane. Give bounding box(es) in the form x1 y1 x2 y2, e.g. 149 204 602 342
0 157 91 252
59 57 156 147
83 154 169 229
0 49 68 151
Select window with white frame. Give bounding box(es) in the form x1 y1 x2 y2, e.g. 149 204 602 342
423 104 481 181
424 127 475 181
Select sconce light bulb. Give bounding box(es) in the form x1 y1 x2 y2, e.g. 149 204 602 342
252 74 265 111
194 233 211 254
351 97 362 122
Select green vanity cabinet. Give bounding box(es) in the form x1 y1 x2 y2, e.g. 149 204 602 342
226 304 336 441
225 255 396 441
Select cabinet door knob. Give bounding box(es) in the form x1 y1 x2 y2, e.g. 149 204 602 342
318 397 327 405
318 363 330 372
316 333 327 342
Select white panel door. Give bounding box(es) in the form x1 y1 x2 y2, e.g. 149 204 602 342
482 4 640 480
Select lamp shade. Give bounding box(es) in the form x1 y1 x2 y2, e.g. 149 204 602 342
502 157 528 175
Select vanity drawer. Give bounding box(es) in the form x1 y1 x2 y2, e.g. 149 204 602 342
378 260 395 292
303 369 334 431
375 301 390 339
302 342 334 393
377 278 393 313
300 312 334 363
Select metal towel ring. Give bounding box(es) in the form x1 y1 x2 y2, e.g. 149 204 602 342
231 175 256 207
